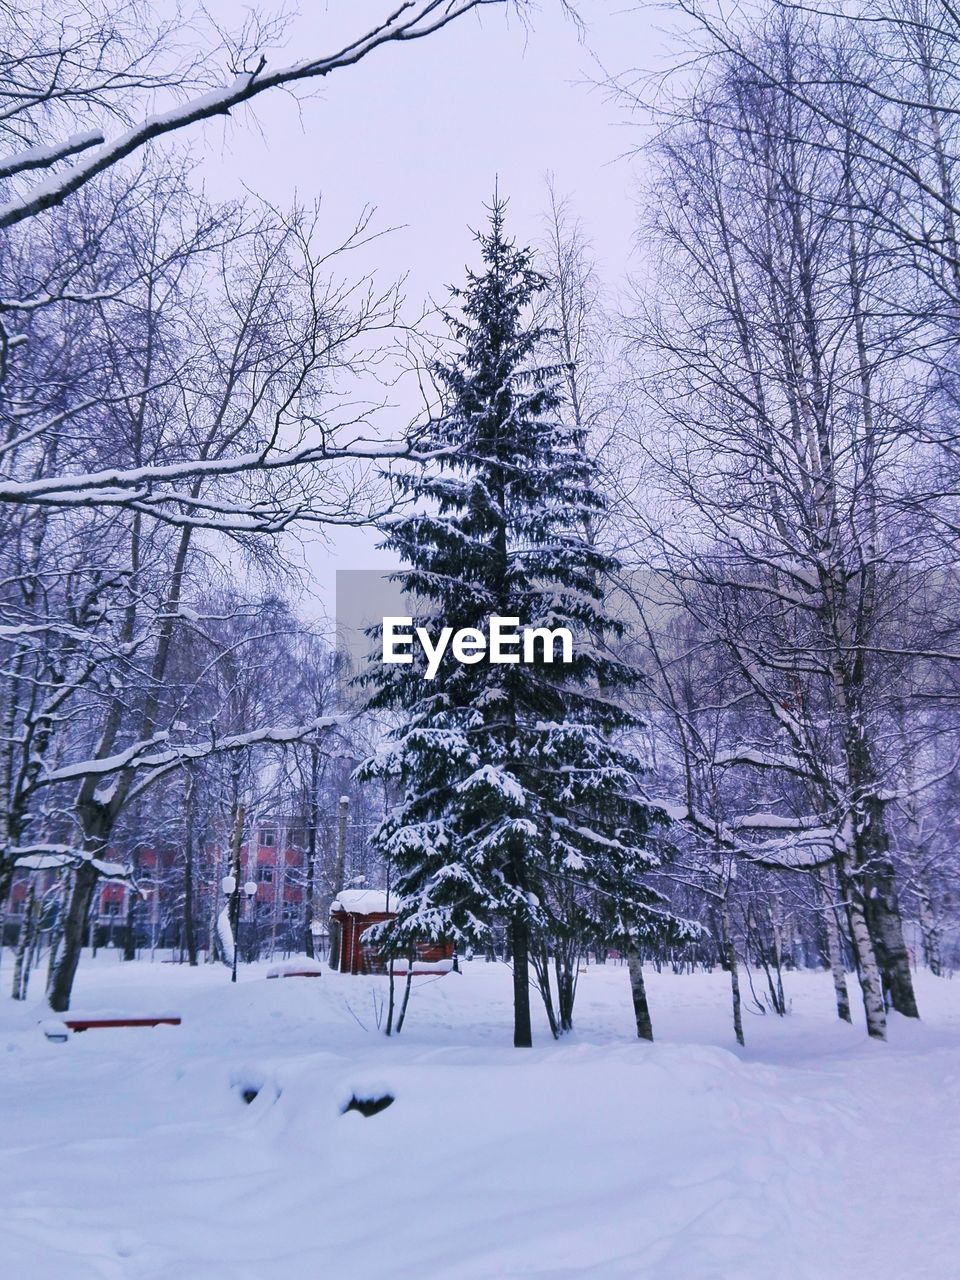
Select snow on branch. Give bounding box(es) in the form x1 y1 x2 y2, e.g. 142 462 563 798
0 2 511 232
712 747 811 775
39 716 343 792
0 131 104 181
0 434 448 516
13 845 130 880
649 797 837 871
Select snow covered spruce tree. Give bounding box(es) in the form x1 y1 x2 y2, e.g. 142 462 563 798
360 199 681 1046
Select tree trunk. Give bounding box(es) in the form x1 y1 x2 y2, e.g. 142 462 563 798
11 876 37 1000
555 954 577 1034
720 901 744 1047
510 910 533 1048
182 847 197 966
770 911 787 1014
918 892 943 977
304 745 321 958
864 863 919 1019
626 946 654 1041
531 942 559 1040
819 870 852 1023
228 801 246 984
385 957 397 1035
327 794 349 971
395 957 415 1034
24 904 42 996
48 860 99 1012
121 877 137 961
206 845 222 962
44 878 66 997
182 771 198 966
844 875 887 1040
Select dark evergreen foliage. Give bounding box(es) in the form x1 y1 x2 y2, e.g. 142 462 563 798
359 199 679 1044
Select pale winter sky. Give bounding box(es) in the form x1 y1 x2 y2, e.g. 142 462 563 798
189 1 667 620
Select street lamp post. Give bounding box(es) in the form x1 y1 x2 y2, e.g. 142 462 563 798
223 876 258 983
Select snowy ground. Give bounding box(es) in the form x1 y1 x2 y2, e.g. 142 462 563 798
1 954 958 1279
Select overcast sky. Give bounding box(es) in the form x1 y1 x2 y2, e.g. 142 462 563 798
190 1 666 620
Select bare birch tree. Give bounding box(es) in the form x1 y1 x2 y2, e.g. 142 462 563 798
616 10 949 1037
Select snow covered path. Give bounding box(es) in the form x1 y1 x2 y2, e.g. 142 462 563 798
1 958 958 1279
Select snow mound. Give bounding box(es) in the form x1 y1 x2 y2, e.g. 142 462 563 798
2 962 959 1279
391 957 454 974
266 959 324 979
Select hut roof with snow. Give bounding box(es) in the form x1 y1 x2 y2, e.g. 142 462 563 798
330 889 392 916
328 889 454 976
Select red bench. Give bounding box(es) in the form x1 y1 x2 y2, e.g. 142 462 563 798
43 1015 181 1040
66 1016 181 1031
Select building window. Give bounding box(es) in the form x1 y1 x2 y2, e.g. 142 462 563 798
260 829 276 847
257 865 274 884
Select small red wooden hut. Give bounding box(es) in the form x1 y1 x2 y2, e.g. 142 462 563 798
329 890 454 976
